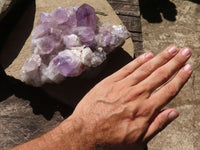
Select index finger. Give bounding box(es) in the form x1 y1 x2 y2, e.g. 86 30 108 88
109 52 154 82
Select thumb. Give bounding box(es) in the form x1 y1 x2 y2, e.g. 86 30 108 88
143 108 179 143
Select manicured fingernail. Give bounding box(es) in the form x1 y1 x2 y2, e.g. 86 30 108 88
168 111 179 121
167 46 178 55
144 52 153 59
181 48 191 57
183 64 192 73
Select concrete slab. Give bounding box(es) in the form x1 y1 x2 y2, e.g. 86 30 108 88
140 0 200 149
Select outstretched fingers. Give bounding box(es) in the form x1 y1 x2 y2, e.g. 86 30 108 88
121 46 179 86
139 47 192 94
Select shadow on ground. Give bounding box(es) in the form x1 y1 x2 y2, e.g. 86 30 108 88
189 0 200 4
139 0 177 23
0 0 35 69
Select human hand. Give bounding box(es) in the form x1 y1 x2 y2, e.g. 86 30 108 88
62 46 192 149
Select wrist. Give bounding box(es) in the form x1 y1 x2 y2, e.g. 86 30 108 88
58 115 96 150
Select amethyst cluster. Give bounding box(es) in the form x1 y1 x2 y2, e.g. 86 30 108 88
20 4 130 86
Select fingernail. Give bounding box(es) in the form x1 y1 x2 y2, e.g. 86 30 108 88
168 111 179 121
144 52 153 59
167 46 178 55
183 64 192 73
181 48 191 57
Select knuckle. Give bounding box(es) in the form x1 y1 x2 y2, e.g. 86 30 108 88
121 65 133 75
123 87 146 103
156 68 170 80
159 52 171 62
156 116 165 131
121 55 145 74
132 86 147 96
165 83 178 96
177 70 188 80
137 102 154 117
173 55 184 66
135 55 145 65
140 63 153 75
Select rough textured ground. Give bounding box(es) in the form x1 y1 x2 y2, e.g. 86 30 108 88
140 0 200 149
0 0 12 14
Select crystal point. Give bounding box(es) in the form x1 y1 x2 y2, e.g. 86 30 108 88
52 7 68 24
76 4 97 30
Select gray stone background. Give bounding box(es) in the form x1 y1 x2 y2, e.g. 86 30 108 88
140 0 200 149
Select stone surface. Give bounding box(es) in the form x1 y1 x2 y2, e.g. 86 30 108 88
0 0 12 14
140 0 200 149
0 96 66 150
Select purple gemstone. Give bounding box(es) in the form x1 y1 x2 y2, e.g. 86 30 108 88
52 7 68 24
65 7 78 27
40 12 53 23
38 36 55 54
49 28 62 41
97 27 112 47
76 4 97 30
75 27 95 46
31 23 50 38
53 57 73 76
63 34 81 48
53 51 82 77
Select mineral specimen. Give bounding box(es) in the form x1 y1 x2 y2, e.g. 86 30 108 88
20 4 130 86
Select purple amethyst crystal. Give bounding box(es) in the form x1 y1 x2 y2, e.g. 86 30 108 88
75 27 95 46
40 12 53 23
52 7 69 24
20 4 130 86
62 34 81 48
76 4 97 30
31 23 50 39
52 50 83 77
37 36 55 54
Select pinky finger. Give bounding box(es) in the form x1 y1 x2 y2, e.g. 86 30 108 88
143 108 179 143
